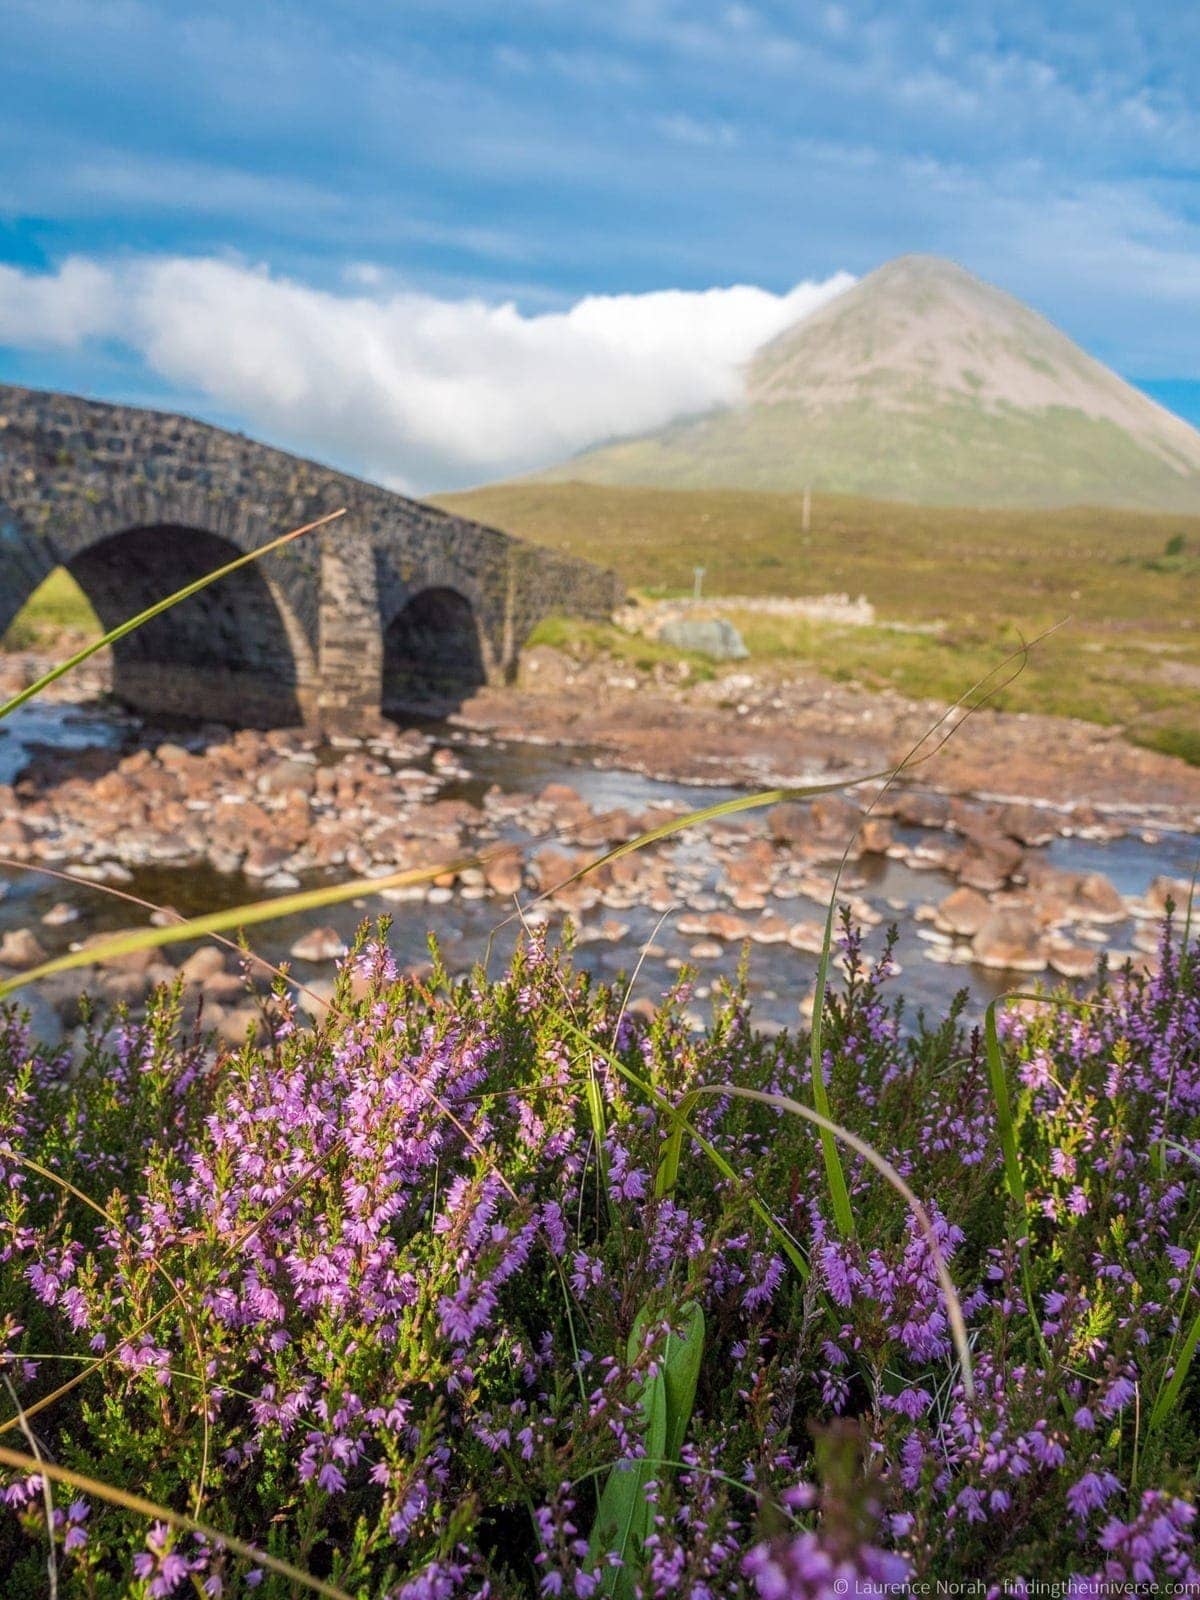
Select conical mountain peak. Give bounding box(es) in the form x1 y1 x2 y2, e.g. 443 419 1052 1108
539 254 1200 509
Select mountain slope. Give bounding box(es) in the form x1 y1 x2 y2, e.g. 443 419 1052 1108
539 256 1200 510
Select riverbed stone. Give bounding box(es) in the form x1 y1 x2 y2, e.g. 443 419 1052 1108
688 939 723 959
971 909 1047 972
42 901 79 926
957 835 1024 892
786 921 827 954
934 887 991 938
0 927 47 968
180 947 227 984
289 926 347 963
1047 942 1098 979
1070 872 1127 925
484 848 524 897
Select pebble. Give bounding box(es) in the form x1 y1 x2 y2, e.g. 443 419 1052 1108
289 926 347 963
42 901 80 927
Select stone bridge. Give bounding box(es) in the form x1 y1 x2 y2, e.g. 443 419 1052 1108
0 386 620 728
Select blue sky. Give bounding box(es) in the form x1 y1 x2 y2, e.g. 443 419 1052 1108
2 1 1199 489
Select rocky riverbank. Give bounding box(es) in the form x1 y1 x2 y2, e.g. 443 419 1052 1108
473 644 1200 819
0 643 1195 1045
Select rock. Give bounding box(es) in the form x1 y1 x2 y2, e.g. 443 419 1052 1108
296 978 336 1023
1142 876 1194 917
786 921 827 954
0 817 32 853
76 935 156 974
243 843 294 880
688 940 723 960
204 972 252 1005
658 618 749 660
889 791 951 829
289 926 347 963
1047 942 1098 979
934 887 991 938
101 970 154 1007
751 914 791 944
997 803 1058 848
179 947 227 984
957 836 1024 892
858 818 894 854
971 910 1047 973
217 1005 264 1045
768 803 810 846
7 986 61 1042
259 759 317 797
1070 872 1126 925
0 927 48 969
41 901 80 927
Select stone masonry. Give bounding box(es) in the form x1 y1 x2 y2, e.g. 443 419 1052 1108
0 385 620 728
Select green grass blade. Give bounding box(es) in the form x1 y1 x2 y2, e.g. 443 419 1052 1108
808 895 855 1240
689 1083 974 1400
0 1443 354 1600
662 1300 705 1464
1149 1304 1200 1433
0 851 481 1000
984 1000 1029 1217
588 1302 669 1598
654 1090 700 1199
0 508 345 723
551 1009 810 1280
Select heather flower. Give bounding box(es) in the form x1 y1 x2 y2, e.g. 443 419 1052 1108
0 915 1196 1593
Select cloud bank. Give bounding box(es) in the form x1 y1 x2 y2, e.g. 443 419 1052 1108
0 256 854 491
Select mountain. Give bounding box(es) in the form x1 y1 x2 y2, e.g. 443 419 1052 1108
538 255 1200 510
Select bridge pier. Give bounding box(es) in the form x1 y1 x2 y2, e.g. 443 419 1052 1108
314 530 384 732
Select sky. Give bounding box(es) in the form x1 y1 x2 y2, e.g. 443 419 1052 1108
1 1 1199 492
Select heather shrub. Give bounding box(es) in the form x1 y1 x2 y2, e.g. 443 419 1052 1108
0 915 1196 1596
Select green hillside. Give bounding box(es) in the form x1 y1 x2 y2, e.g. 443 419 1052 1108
437 479 1200 763
542 395 1200 511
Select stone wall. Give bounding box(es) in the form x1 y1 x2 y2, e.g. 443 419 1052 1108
0 385 621 727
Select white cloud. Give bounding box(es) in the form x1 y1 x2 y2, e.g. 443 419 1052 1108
0 254 853 490
0 258 121 348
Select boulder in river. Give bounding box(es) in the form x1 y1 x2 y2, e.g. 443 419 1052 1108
971 909 1047 972
1048 942 1099 979
289 926 347 963
934 887 991 938
0 927 48 969
1069 872 1127 925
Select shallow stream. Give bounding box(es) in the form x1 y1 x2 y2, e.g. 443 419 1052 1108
1 699 1196 1034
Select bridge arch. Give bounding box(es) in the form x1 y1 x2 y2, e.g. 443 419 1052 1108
0 491 319 728
66 523 308 727
382 585 488 714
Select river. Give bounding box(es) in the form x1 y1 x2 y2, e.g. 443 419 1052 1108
0 698 1196 1036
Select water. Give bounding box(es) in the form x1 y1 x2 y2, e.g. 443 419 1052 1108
0 700 126 785
0 703 1193 1036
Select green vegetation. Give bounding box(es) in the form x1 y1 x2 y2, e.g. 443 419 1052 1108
524 613 715 679
534 396 1200 510
1 467 1199 1593
1 567 100 649
443 480 1200 759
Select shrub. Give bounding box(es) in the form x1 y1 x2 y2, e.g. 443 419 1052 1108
0 917 1197 1595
